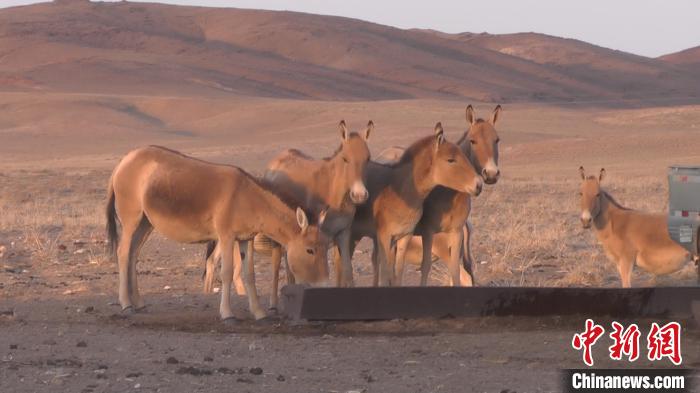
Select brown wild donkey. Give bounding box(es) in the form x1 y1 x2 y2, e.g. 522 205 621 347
578 167 695 287
344 123 483 286
106 146 329 321
203 120 372 309
376 105 501 286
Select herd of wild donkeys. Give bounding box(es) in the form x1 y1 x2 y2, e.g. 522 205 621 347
104 105 698 322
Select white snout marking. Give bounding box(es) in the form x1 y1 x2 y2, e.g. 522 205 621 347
350 181 368 200
581 210 592 222
483 158 498 175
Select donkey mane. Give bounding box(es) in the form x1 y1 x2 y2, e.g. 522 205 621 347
373 134 435 168
602 190 633 211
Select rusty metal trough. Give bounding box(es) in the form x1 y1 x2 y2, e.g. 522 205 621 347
281 285 700 323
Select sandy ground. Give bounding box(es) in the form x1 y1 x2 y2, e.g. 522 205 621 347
2 97 700 392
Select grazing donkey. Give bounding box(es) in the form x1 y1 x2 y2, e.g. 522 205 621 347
377 105 501 286
346 123 483 286
578 167 694 288
203 120 372 308
106 146 329 321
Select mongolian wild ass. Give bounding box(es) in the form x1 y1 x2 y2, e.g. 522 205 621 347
376 105 501 286
578 167 694 287
106 146 329 321
202 120 372 308
345 123 483 286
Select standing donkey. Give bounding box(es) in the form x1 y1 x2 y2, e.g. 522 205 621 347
106 146 329 321
203 120 372 308
376 105 501 286
346 123 483 286
578 167 695 287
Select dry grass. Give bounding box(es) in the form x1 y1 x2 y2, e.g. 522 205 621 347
0 170 107 265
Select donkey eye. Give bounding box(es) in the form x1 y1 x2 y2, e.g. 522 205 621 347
470 140 477 145
447 158 456 163
342 157 349 163
596 193 600 197
495 138 500 143
578 192 583 196
306 248 314 255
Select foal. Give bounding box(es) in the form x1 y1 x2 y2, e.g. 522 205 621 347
106 146 329 320
578 167 693 287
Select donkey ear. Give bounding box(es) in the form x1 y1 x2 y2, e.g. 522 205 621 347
296 207 309 232
339 120 349 141
579 166 586 180
490 105 502 125
434 122 445 147
364 120 374 141
599 168 606 182
466 105 476 125
318 207 328 226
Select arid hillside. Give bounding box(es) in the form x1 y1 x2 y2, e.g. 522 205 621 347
659 45 700 71
1 0 699 104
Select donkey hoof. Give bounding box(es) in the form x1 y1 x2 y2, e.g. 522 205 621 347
254 316 277 326
121 306 135 315
268 307 278 314
221 316 238 325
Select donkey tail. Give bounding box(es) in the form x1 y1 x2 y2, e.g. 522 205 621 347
105 175 119 260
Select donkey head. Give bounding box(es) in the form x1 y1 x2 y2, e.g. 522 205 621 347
337 120 372 204
431 122 483 196
578 166 605 229
286 208 330 284
464 105 502 185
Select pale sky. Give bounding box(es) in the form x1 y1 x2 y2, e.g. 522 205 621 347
3 0 699 57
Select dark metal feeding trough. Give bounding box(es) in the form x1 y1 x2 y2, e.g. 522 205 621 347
280 285 700 323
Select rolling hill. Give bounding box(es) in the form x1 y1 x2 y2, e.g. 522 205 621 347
658 46 700 72
0 0 698 104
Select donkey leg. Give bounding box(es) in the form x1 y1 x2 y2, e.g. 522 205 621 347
337 229 355 287
446 230 466 287
128 216 153 310
371 238 380 287
116 214 142 312
203 244 218 294
617 256 634 288
218 237 235 320
394 236 410 286
462 222 475 281
269 244 282 311
284 253 296 284
419 233 434 286
377 233 396 287
332 245 343 287
241 240 266 320
233 241 246 296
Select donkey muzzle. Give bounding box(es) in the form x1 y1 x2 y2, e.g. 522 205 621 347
350 182 369 204
482 168 500 185
471 179 483 196
580 211 592 229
